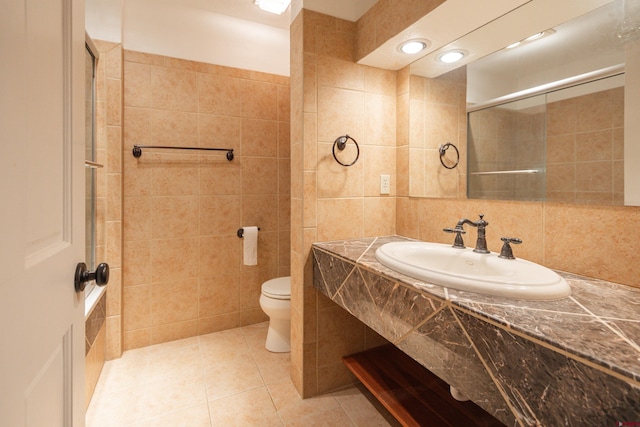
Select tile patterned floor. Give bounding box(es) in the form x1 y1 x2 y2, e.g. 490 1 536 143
87 322 399 426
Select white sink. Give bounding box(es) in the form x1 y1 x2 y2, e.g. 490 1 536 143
375 241 571 300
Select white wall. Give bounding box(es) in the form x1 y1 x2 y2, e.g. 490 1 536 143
123 0 290 76
86 0 122 43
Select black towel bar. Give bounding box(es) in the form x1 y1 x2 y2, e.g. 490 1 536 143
132 145 234 161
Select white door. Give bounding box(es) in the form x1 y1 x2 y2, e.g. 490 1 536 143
0 0 86 425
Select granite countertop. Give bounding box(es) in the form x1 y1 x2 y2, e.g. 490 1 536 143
313 235 640 385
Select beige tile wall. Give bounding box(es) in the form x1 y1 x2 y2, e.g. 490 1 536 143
122 51 291 350
94 40 123 361
291 9 397 398
546 87 624 205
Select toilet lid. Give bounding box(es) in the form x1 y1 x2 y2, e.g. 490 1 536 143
262 276 290 299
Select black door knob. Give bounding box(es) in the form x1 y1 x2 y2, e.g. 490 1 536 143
74 262 109 292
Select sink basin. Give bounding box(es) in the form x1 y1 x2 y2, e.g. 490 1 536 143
375 241 571 300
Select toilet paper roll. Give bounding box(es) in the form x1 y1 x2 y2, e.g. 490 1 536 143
242 226 258 266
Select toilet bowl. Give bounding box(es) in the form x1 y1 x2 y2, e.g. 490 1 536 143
259 276 291 353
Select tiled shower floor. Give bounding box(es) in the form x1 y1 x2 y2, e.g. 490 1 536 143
86 322 399 426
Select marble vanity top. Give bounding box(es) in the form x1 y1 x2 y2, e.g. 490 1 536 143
313 236 640 426
314 235 640 382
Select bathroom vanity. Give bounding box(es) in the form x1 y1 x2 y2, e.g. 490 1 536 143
313 235 640 426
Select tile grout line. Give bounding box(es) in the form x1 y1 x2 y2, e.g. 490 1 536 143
569 296 640 353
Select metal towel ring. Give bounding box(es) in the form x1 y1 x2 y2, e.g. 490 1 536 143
332 135 360 167
439 142 460 169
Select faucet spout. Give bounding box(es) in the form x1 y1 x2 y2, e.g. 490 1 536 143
456 214 489 254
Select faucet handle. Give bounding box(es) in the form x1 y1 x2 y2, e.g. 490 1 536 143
443 227 466 249
499 237 522 260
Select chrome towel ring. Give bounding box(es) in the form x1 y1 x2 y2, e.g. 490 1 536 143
439 142 459 169
332 135 360 167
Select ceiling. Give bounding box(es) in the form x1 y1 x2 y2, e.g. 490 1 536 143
156 0 379 29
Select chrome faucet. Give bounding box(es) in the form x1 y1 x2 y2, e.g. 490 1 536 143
444 214 489 253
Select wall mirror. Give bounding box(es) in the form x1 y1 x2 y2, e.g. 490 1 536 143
407 0 640 206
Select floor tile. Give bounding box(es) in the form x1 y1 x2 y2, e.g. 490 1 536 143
204 352 264 400
132 404 211 427
87 322 396 427
267 379 343 424
139 374 208 418
208 386 283 426
145 343 203 382
86 384 145 427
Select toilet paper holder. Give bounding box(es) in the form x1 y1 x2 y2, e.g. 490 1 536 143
237 227 260 238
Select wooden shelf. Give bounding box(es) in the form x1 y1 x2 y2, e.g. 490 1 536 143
343 345 505 427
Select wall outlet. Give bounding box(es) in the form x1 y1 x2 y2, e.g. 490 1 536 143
380 174 391 195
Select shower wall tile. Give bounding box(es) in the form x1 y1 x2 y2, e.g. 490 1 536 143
199 235 242 276
242 157 279 195
199 195 242 236
199 114 241 152
278 121 291 159
198 274 240 317
199 163 242 195
242 119 278 157
240 80 278 120
149 110 198 147
150 237 199 282
122 50 290 350
239 268 277 311
198 74 242 116
123 285 151 331
149 319 198 346
123 62 152 108
106 78 121 126
243 194 278 231
150 196 199 238
150 279 199 325
122 242 151 286
151 165 200 196
150 67 198 112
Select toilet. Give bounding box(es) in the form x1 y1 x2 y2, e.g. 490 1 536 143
259 276 291 352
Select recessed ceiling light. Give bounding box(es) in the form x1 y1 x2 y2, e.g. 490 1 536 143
398 40 429 55
525 32 545 42
438 50 466 64
505 29 555 50
254 0 291 15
